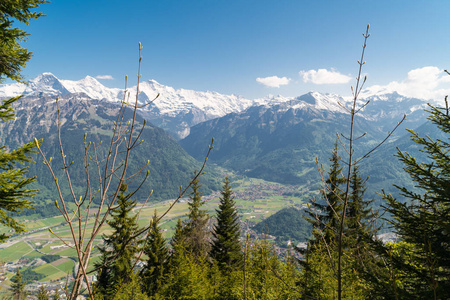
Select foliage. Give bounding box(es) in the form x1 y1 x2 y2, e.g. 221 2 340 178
111 273 149 300
306 142 346 246
40 254 62 263
37 285 48 300
253 206 311 245
346 166 375 247
382 101 450 299
95 184 142 297
210 177 243 271
182 170 210 259
34 42 215 299
0 0 48 241
141 211 169 298
20 267 45 283
300 145 348 298
169 217 187 263
53 288 61 300
0 0 48 82
163 252 213 300
10 269 27 300
242 239 301 300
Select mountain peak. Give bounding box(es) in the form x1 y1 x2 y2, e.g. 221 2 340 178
30 72 59 83
295 91 347 113
80 75 102 85
27 73 69 96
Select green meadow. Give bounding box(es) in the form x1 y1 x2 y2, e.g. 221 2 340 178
0 176 307 285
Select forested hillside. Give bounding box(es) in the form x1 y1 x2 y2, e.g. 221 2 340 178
0 94 221 217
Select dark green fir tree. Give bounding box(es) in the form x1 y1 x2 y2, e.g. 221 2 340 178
346 165 376 250
299 143 346 298
11 269 26 300
37 285 48 300
0 0 48 242
95 183 142 297
142 211 169 297
53 288 61 300
210 177 242 271
382 100 450 299
305 142 346 247
170 217 186 260
183 171 210 259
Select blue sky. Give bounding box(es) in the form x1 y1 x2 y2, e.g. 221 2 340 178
13 0 450 99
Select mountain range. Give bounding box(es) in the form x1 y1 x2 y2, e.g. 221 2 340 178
1 73 261 139
0 73 442 213
0 91 221 217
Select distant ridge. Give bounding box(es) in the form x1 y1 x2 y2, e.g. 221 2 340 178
0 73 433 138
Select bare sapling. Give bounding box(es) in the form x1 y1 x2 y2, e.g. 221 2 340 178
35 43 214 300
308 24 406 300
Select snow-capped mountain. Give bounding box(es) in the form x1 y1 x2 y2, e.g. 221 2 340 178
0 73 431 138
0 73 121 102
0 73 261 138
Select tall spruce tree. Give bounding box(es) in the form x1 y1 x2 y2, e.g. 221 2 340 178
37 285 48 300
53 289 61 300
210 177 242 270
170 218 186 260
346 166 382 298
95 184 142 297
347 166 375 250
305 142 346 247
1 0 48 82
299 144 346 297
0 0 47 242
142 211 169 297
382 101 450 299
183 171 210 259
11 269 26 300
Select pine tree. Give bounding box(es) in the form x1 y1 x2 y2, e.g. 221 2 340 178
300 144 377 298
210 177 242 271
53 288 61 300
95 184 142 297
347 166 375 251
1 0 48 82
345 166 382 298
0 0 47 242
183 171 210 259
114 273 149 300
170 217 186 260
382 101 450 299
37 285 48 300
305 143 346 248
142 211 169 297
163 252 213 299
10 269 26 300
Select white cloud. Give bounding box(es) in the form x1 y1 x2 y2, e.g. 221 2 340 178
362 66 450 100
256 76 291 88
300 68 352 84
96 75 114 80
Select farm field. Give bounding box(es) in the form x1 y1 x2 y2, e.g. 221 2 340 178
0 176 308 287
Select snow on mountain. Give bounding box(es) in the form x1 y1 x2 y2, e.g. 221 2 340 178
296 92 349 113
0 73 429 120
0 73 256 121
253 94 292 106
123 79 255 120
61 76 122 102
0 73 70 98
0 73 432 138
